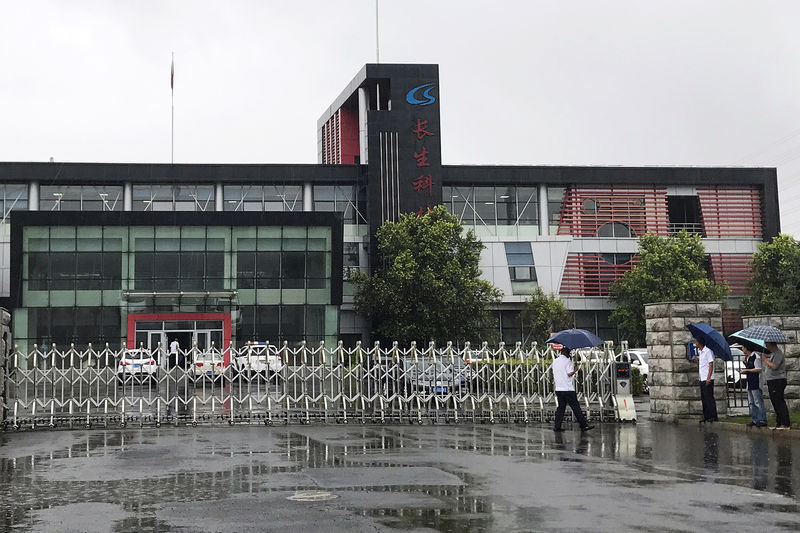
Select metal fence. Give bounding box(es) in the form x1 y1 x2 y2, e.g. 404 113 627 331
2 340 623 430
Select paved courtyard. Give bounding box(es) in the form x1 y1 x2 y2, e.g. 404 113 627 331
0 405 798 532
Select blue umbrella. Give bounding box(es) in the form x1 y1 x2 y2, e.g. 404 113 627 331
686 322 732 361
728 330 771 354
546 329 603 350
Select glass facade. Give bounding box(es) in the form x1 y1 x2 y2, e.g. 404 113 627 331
132 185 215 211
223 185 302 212
40 185 123 211
575 310 619 343
0 184 28 217
504 242 537 295
547 186 565 234
15 224 338 352
442 185 539 237
313 184 367 225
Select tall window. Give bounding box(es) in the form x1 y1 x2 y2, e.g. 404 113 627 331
40 185 122 211
442 186 539 228
505 242 537 294
547 187 565 234
313 185 367 224
25 233 122 291
132 231 224 291
223 185 302 212
0 184 28 218
132 185 214 211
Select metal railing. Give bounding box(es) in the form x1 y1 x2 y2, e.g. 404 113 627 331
668 222 704 235
2 340 622 430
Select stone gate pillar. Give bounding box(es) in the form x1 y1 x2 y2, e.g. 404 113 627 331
646 302 727 422
742 315 800 410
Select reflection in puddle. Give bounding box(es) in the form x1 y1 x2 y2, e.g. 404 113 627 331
0 422 796 531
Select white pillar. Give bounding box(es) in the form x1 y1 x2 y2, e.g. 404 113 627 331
215 183 224 211
303 183 313 212
358 87 369 164
538 184 548 236
28 181 39 211
123 182 133 211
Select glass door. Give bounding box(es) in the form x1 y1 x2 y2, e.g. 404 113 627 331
148 331 165 366
194 330 210 351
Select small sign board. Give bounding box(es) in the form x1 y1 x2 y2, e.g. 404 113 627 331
686 341 697 361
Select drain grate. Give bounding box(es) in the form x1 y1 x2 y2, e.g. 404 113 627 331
287 490 338 502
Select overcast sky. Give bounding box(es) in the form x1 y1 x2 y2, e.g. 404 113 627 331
1 1 798 236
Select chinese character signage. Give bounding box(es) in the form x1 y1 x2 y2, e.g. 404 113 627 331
401 75 442 217
365 65 443 234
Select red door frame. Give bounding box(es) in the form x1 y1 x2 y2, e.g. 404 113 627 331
126 312 232 364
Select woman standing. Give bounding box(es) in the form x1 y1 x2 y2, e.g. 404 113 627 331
762 342 791 430
739 345 767 427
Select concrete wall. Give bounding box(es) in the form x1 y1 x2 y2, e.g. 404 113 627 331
742 315 800 410
646 302 727 422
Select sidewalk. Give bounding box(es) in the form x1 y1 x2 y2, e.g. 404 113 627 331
675 417 798 437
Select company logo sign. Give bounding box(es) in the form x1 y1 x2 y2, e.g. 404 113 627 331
406 83 436 106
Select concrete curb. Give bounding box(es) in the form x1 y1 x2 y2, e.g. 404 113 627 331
675 417 798 438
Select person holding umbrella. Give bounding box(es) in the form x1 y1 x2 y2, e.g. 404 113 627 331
687 323 732 424
729 330 771 428
762 341 790 430
691 336 718 423
547 329 600 432
737 326 791 430
738 344 767 428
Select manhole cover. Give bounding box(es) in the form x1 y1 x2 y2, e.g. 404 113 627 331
287 490 338 502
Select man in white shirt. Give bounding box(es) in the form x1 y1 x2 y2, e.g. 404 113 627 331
169 338 180 369
691 337 718 423
552 348 594 432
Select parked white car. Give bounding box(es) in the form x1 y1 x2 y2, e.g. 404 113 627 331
725 347 746 389
117 348 158 384
399 357 474 394
233 344 284 377
622 349 649 393
192 351 225 381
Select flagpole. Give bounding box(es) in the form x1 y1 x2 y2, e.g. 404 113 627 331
375 0 379 63
171 52 174 164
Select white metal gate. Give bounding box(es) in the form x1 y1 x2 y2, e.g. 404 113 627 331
2 341 622 430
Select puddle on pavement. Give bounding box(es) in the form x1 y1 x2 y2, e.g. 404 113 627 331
0 423 796 532
0 428 495 532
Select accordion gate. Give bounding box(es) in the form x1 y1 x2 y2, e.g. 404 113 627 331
2 341 622 430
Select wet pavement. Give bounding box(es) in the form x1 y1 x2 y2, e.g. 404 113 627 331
0 405 799 532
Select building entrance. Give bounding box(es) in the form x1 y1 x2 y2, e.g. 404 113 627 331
127 312 232 367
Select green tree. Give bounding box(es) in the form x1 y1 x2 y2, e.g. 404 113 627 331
741 234 800 315
521 286 573 346
608 231 729 346
350 205 502 345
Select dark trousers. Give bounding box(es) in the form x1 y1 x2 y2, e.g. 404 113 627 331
554 391 589 429
699 380 718 421
767 378 791 427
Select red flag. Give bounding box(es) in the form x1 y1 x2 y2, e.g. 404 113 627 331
170 56 174 90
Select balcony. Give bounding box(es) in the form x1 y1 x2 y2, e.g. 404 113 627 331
668 222 704 235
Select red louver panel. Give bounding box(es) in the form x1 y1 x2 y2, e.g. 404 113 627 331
339 107 359 164
557 186 669 237
697 186 762 238
559 254 638 296
708 254 753 295
722 310 743 336
321 108 359 165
